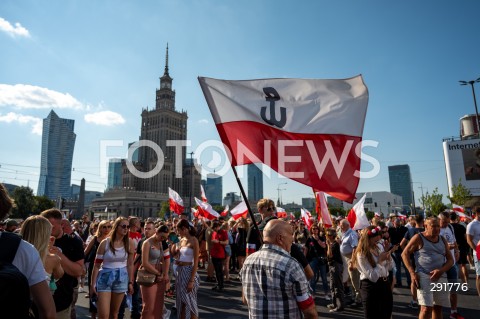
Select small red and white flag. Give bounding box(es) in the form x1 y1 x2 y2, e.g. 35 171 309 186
276 207 288 218
168 187 184 215
230 201 248 220
452 204 465 213
198 76 369 203
200 185 208 202
346 193 370 230
191 207 200 218
301 208 313 229
220 205 230 217
194 197 220 220
456 211 472 220
315 191 333 228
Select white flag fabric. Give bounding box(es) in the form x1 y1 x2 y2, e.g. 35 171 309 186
230 201 248 220
276 207 287 218
194 197 220 220
315 191 333 228
168 187 184 215
198 76 369 203
452 204 465 213
346 194 370 230
200 185 208 202
301 208 313 229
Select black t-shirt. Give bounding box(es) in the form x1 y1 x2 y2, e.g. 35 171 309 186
388 226 408 247
54 234 85 311
305 236 327 261
290 243 308 268
246 216 277 253
327 241 343 265
451 223 468 251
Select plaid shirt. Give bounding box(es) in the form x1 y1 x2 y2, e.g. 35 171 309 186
240 244 313 318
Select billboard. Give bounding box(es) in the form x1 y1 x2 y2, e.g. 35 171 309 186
443 138 480 197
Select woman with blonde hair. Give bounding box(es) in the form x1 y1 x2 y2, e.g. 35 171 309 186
90 217 134 319
351 226 395 319
21 215 64 294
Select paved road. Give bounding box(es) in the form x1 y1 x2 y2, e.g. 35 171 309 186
75 268 479 318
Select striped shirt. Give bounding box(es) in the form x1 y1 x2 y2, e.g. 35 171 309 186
239 244 314 319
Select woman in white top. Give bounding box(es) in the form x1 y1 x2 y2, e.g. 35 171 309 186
352 226 395 319
91 217 134 319
171 219 200 319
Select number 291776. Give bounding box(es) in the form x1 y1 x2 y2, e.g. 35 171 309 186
430 283 468 292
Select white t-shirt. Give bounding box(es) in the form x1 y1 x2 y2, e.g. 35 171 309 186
466 219 480 247
0 233 47 287
440 224 456 261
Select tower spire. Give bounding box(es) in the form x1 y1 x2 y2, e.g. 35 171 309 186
164 43 169 76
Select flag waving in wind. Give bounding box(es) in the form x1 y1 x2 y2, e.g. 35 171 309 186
168 187 184 215
194 197 220 220
198 76 369 203
200 185 208 202
452 204 464 213
301 208 313 229
220 205 229 217
346 194 370 230
315 191 333 228
230 201 248 220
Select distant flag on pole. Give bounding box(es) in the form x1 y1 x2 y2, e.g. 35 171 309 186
168 187 184 215
198 76 369 203
276 207 287 218
346 194 370 230
315 191 333 228
200 185 208 202
194 197 220 220
105 206 108 213
301 208 313 229
452 204 465 213
220 205 229 217
230 201 248 220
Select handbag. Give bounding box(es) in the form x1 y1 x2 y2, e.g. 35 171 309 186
136 268 156 287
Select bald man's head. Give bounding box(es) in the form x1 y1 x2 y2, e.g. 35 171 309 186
263 219 293 252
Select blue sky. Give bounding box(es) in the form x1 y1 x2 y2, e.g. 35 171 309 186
1 0 479 207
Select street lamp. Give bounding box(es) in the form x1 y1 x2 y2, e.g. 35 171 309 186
459 78 480 135
277 182 287 206
189 151 194 213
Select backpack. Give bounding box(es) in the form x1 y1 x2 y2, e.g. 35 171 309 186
0 232 32 319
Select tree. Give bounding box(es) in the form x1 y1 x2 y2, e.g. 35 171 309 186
158 201 170 219
329 206 346 217
420 187 446 216
11 186 35 218
447 179 472 207
32 196 55 215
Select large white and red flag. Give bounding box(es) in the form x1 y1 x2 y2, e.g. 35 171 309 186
220 205 229 217
276 207 287 218
168 187 184 215
301 208 313 229
230 201 248 220
194 197 220 220
198 76 369 203
200 185 208 202
452 204 465 213
315 191 333 228
346 193 370 230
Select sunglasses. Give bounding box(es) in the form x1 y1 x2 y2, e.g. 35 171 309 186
102 225 112 229
266 207 275 212
120 224 130 229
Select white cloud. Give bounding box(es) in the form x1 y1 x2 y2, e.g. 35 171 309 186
84 111 125 126
198 119 209 124
0 84 84 110
0 17 30 38
0 112 42 135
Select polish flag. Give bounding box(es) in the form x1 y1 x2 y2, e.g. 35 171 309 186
168 187 184 215
456 211 472 220
346 193 370 230
194 197 220 220
276 207 287 218
220 205 230 217
230 201 248 220
198 76 369 203
452 204 465 213
191 207 200 218
315 191 333 228
200 185 208 202
301 208 313 229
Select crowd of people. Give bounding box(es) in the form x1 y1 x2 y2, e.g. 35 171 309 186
1 180 480 319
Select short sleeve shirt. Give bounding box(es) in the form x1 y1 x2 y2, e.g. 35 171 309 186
467 219 480 247
340 228 358 256
8 236 46 286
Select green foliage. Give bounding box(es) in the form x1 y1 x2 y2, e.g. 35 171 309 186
32 196 55 215
11 186 35 218
329 206 346 217
447 179 472 206
420 187 446 216
159 201 170 218
366 210 374 221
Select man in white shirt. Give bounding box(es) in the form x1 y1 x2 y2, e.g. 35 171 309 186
466 207 480 297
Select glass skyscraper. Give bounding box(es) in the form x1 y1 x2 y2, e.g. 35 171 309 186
107 158 123 190
206 173 222 205
388 164 413 208
37 110 76 199
247 164 263 201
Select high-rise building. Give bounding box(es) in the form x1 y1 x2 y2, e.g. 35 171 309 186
107 158 123 190
388 164 413 208
122 45 199 201
37 110 76 199
247 164 263 201
206 173 222 205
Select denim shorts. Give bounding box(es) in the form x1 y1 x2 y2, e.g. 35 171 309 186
96 267 129 293
225 245 232 257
